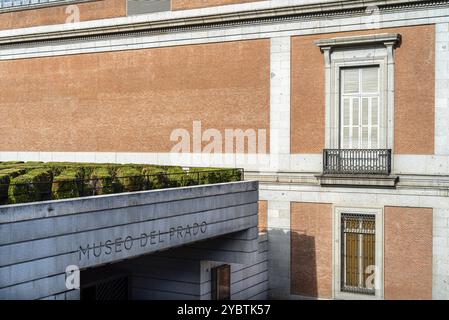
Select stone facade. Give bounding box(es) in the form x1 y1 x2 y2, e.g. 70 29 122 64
0 0 448 300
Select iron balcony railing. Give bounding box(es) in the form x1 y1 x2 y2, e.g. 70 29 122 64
323 149 392 175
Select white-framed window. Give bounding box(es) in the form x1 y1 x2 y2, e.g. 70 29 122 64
341 66 381 149
334 207 384 300
315 33 401 151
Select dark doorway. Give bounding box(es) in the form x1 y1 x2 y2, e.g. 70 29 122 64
211 264 231 300
80 265 130 301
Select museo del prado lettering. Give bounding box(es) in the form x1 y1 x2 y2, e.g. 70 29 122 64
79 221 207 261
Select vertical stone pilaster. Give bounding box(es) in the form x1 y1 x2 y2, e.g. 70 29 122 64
435 23 449 155
433 208 449 299
270 36 291 172
385 42 396 153
432 23 449 300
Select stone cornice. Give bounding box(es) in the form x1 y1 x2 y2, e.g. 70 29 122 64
315 33 402 51
0 0 446 45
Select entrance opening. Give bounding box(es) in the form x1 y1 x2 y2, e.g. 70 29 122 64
80 265 130 301
211 264 231 300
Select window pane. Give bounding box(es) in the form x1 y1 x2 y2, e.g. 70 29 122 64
371 127 378 148
362 127 369 148
343 69 359 94
343 127 350 148
371 98 379 126
345 233 359 287
353 98 359 126
352 126 359 148
362 98 369 126
343 98 350 126
362 67 379 93
363 233 376 289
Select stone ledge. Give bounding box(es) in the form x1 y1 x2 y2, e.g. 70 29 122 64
316 174 399 188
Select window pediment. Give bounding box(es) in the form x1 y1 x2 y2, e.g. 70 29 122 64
315 33 402 52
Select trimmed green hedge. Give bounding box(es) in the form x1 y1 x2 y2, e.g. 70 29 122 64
0 162 242 205
141 166 192 189
0 169 31 204
165 166 189 188
89 167 114 195
116 167 143 192
0 162 36 171
142 166 169 190
52 169 83 200
0 161 24 166
225 168 243 182
189 167 218 184
0 168 28 179
0 172 10 204
188 167 242 184
8 169 53 204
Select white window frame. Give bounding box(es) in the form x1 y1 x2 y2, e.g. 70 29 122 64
316 33 401 153
333 207 384 300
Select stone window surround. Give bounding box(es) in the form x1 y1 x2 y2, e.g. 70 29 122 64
333 206 384 300
315 33 401 153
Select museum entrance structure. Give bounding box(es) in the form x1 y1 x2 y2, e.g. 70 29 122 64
0 180 267 300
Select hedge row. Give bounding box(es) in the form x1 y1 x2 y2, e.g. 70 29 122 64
189 167 243 184
52 168 84 200
0 172 10 203
8 169 53 204
0 162 242 204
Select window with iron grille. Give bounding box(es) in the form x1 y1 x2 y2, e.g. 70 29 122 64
341 213 376 295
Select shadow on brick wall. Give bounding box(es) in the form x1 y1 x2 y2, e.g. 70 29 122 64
290 231 318 298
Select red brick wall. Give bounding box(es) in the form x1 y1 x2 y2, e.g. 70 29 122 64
258 200 268 233
0 0 127 30
172 0 258 10
0 40 270 153
384 206 433 300
291 202 333 298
